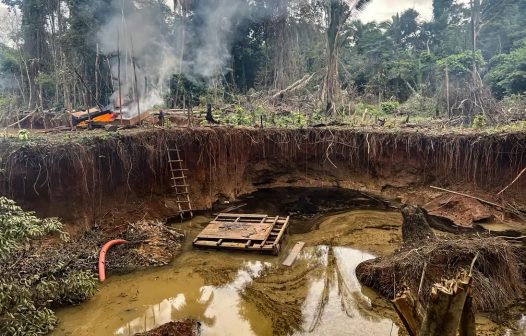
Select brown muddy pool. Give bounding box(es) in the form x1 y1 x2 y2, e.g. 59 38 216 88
52 210 522 336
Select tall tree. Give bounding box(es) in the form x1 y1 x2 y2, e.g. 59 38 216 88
323 0 371 115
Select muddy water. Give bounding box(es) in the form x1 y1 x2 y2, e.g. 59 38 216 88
53 210 404 336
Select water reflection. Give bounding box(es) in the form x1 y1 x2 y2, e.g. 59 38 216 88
114 261 268 336
295 246 398 335
54 246 399 336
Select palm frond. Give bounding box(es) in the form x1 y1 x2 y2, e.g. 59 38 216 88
354 0 373 11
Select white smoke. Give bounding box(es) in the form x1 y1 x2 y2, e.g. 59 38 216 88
97 0 250 116
190 0 247 78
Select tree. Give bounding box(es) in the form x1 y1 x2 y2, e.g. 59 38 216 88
485 43 526 98
323 0 371 115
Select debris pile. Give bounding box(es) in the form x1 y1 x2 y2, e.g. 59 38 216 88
105 221 185 273
134 319 201 336
356 210 526 312
14 220 184 282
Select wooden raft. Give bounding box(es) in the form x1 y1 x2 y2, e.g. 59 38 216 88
193 213 290 255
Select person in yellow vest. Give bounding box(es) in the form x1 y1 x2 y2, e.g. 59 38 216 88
18 129 29 141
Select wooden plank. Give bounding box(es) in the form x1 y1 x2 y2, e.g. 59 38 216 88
193 239 275 251
282 242 306 267
216 213 268 218
197 222 273 240
273 216 290 246
259 217 279 248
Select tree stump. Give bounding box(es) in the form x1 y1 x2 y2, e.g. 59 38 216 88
420 272 472 336
393 272 476 336
401 205 436 244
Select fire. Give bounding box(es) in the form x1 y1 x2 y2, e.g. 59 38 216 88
93 113 116 122
77 113 116 128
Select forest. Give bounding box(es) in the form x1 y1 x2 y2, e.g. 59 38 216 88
0 0 524 128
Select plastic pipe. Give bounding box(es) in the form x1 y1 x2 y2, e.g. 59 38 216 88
98 239 128 282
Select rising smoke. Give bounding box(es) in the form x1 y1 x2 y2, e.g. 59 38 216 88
97 0 249 116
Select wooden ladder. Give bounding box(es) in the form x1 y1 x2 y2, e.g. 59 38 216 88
167 144 193 220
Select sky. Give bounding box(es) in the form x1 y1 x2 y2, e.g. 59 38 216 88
0 0 472 43
358 0 470 22
0 1 469 23
359 0 435 22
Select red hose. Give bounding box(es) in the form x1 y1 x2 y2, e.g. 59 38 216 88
98 239 128 282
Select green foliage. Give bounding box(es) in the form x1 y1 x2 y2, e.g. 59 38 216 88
0 197 65 260
0 197 97 336
472 115 487 129
380 101 400 114
35 72 55 92
354 102 378 116
274 112 307 128
32 270 98 305
223 104 253 126
402 95 437 116
485 43 526 98
489 121 526 133
0 94 15 111
437 51 485 77
0 44 19 75
1 0 526 122
501 94 526 118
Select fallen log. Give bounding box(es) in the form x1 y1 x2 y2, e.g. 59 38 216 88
393 271 477 336
271 73 316 100
5 110 37 129
394 255 479 336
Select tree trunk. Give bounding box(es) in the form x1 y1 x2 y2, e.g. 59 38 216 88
459 295 476 336
95 43 100 105
324 0 342 116
394 272 476 336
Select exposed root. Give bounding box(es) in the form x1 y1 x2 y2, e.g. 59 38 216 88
356 237 526 312
1 128 525 219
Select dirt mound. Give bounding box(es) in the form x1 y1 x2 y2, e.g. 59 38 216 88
134 320 201 336
424 195 492 227
356 237 526 312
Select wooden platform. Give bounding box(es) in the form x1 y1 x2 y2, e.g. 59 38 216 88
193 213 290 255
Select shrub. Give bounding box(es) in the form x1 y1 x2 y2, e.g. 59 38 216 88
401 95 437 116
380 101 400 114
472 115 487 129
0 197 97 336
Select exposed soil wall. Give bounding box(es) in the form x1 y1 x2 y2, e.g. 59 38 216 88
1 128 525 228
